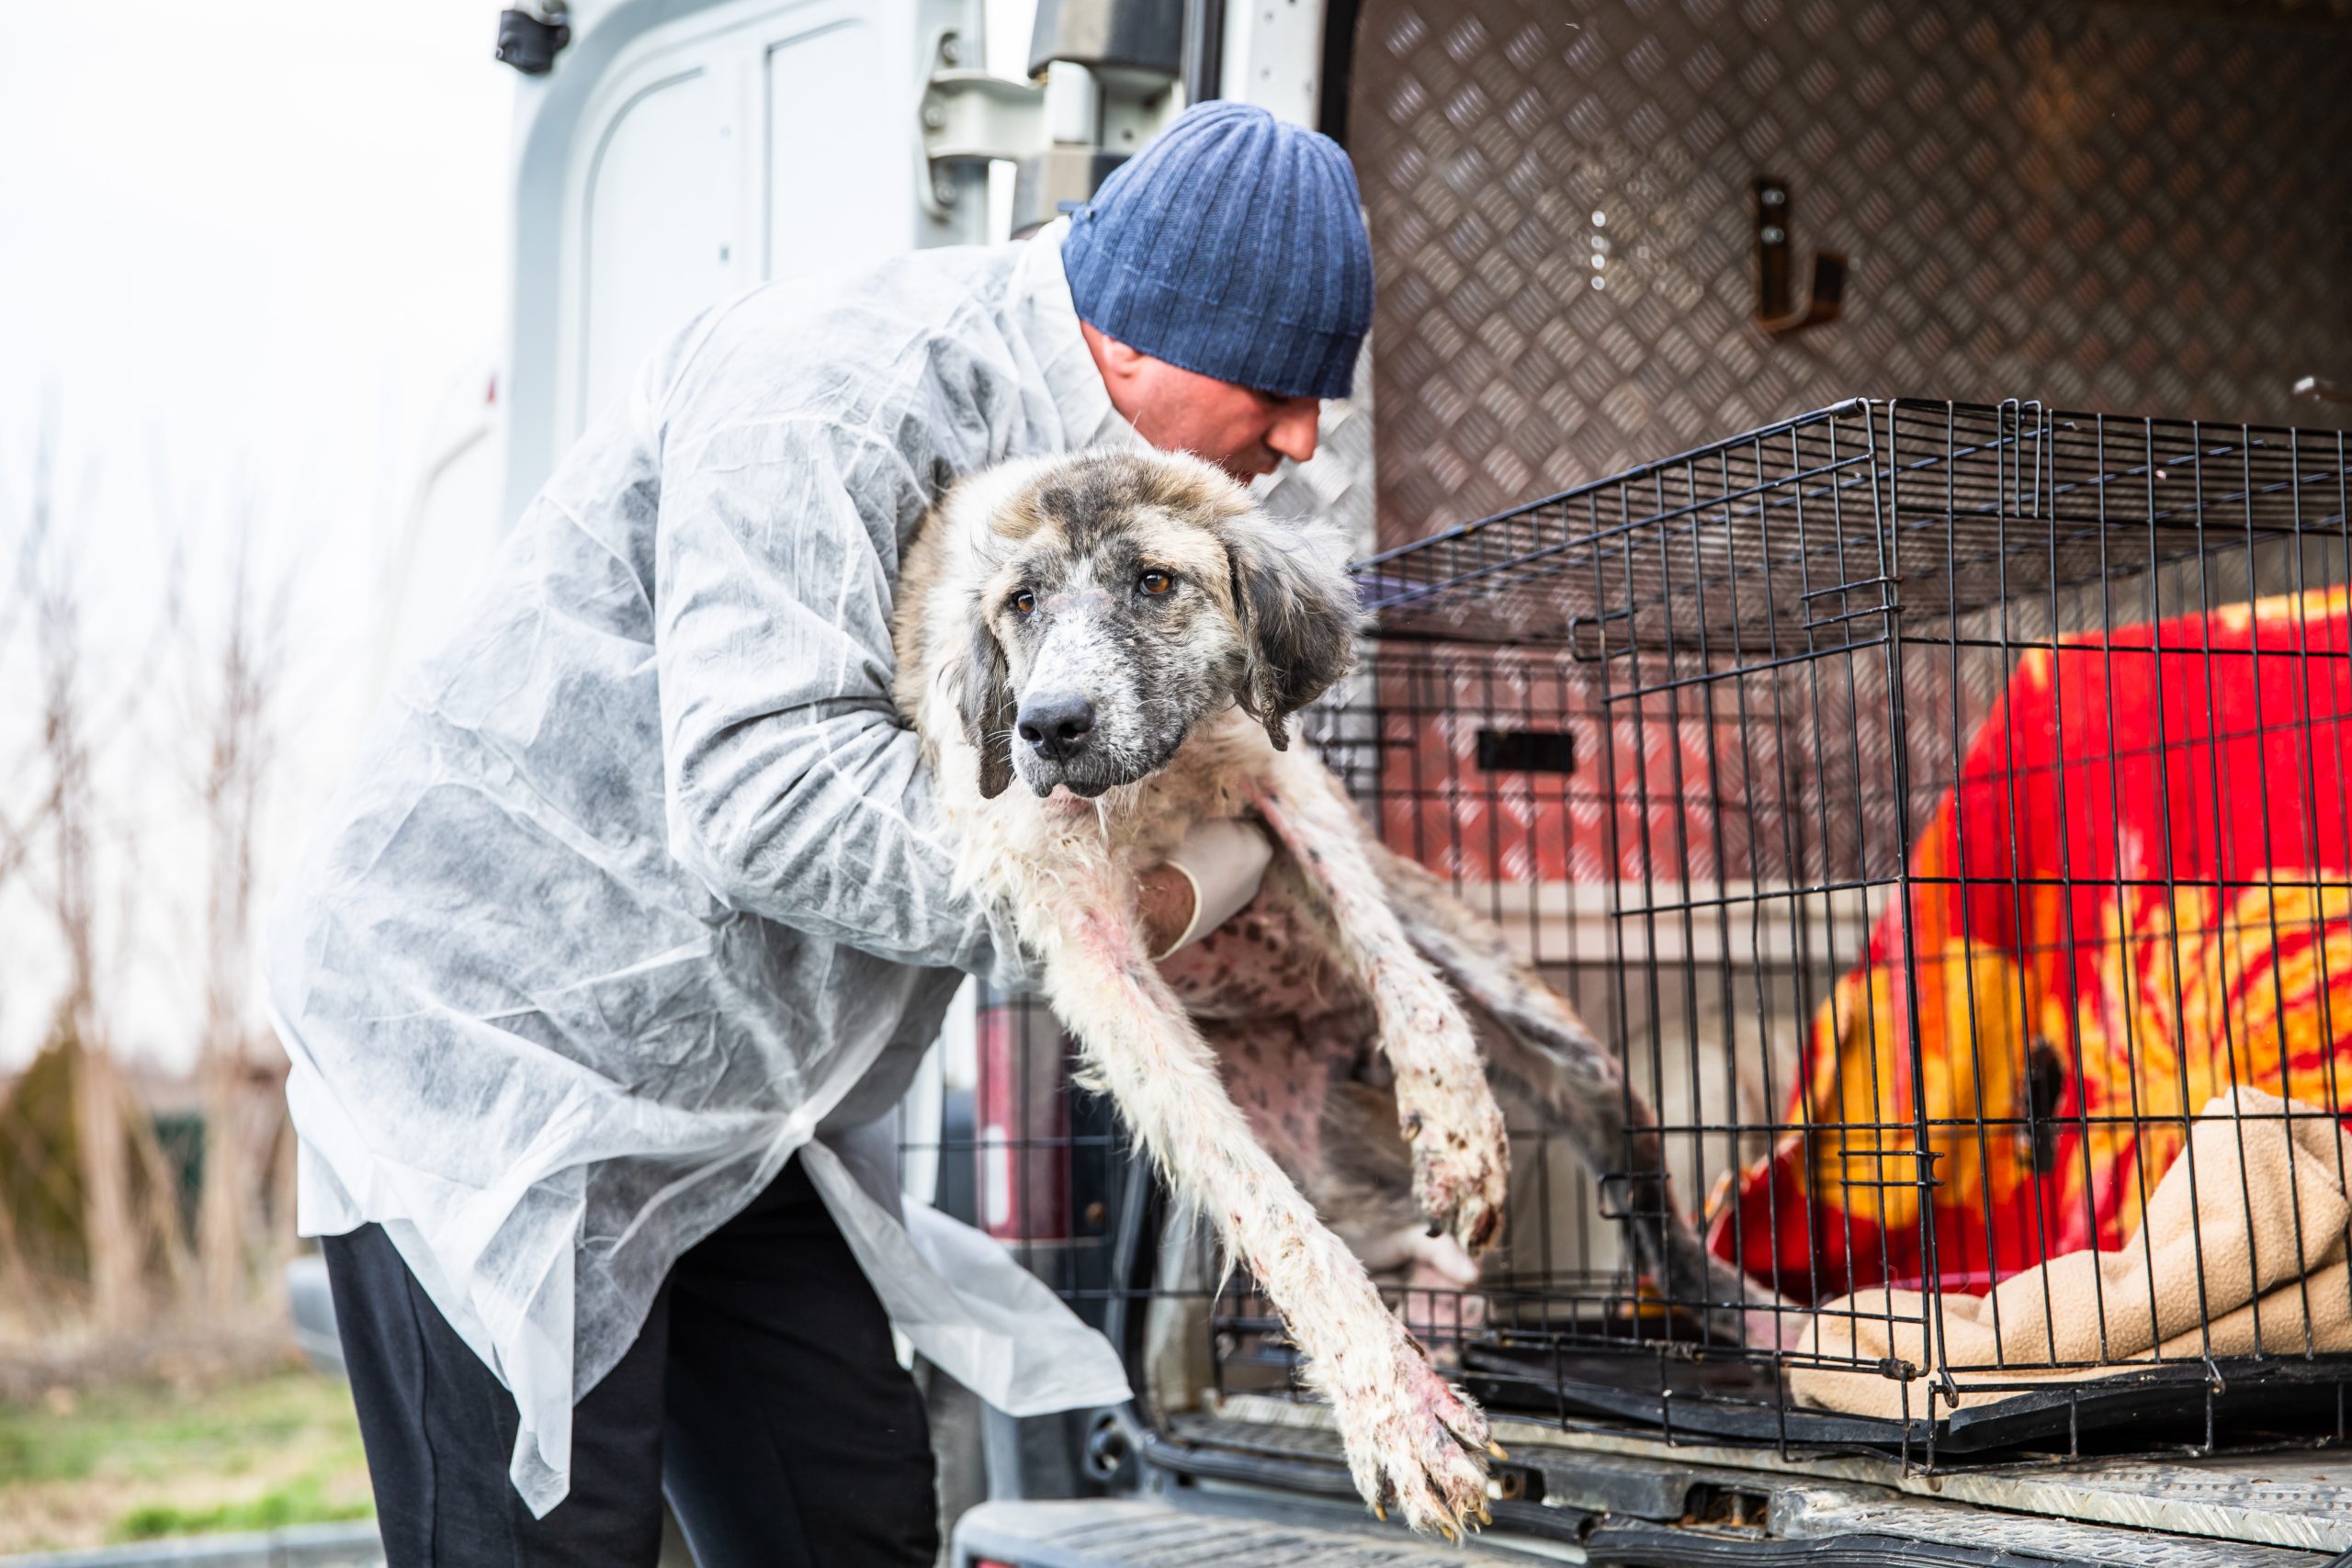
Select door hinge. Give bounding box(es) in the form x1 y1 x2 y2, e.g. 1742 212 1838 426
921 30 1046 219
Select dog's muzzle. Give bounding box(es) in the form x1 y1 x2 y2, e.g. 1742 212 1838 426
1014 690 1115 797
1016 691 1096 762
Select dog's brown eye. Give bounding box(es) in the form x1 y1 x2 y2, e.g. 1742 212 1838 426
1011 590 1036 616
1137 570 1174 597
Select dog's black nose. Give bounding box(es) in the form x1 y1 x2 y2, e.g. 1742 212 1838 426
1016 693 1096 761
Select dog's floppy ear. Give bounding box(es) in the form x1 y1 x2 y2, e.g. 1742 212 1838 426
1222 510 1362 750
958 607 1018 798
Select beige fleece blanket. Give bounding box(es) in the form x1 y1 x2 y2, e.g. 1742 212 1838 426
1791 1088 2352 1421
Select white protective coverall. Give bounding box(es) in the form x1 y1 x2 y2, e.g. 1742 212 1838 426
265 219 1136 1517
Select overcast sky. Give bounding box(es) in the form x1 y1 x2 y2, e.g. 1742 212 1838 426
0 0 1051 1072
2 1 511 526
0 0 514 1068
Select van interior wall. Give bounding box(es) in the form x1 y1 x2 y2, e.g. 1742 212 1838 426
1346 0 2352 553
1330 0 2352 1303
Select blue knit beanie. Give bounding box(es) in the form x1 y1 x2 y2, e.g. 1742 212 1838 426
1062 102 1374 401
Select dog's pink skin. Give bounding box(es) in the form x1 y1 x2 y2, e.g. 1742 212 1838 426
1251 752 1511 1257
1195 1012 1336 1175
1160 773 1511 1259
1027 852 1493 1535
1158 894 1346 1020
1160 891 1354 1176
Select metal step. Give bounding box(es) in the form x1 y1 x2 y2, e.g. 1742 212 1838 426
951 1498 1564 1567
950 1487 2338 1568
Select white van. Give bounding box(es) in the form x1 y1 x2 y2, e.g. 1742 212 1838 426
427 2 2352 1562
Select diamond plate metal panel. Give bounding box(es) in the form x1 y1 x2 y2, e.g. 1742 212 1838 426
955 1497 1517 1565
1261 338 1379 558
1351 0 2352 549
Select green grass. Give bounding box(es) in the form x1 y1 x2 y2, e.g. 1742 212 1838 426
0 1370 375 1552
115 1474 374 1541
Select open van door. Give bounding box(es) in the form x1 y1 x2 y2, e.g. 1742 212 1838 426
497 0 1009 522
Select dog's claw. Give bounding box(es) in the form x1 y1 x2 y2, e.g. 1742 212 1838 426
1406 1133 1508 1257
1334 1321 1494 1540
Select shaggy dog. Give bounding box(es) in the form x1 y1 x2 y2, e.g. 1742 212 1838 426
893 448 1764 1535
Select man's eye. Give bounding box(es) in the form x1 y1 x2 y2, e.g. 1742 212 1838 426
1137 570 1175 597
1011 590 1037 616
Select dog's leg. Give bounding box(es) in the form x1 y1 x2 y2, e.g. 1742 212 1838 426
1375 847 1796 1350
1250 748 1510 1256
1028 874 1496 1536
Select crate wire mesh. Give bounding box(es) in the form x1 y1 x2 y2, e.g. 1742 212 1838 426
1342 398 2352 1458
916 399 2352 1472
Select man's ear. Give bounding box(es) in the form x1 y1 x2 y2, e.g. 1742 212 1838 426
958 609 1017 798
1221 511 1362 750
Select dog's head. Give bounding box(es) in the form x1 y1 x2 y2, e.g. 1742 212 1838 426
951 450 1360 800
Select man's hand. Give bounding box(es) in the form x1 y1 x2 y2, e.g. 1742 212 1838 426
1137 817 1275 960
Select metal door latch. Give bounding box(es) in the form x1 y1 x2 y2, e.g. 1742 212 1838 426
920 31 1046 217
494 2 571 76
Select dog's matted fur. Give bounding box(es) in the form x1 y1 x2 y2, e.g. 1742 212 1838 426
893 448 1768 1536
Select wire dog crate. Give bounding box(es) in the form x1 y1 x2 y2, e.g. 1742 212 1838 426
927 399 2352 1476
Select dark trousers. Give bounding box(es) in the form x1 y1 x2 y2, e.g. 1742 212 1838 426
323 1157 938 1568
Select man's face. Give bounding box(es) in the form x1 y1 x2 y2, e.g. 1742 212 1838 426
1080 321 1324 482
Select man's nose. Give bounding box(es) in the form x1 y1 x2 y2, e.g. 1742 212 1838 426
1266 397 1321 465
1016 692 1097 761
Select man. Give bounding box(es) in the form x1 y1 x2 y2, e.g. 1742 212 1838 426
265 101 1375 1567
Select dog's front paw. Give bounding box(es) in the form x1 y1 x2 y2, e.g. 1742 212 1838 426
1396 1059 1510 1255
1330 1325 1497 1539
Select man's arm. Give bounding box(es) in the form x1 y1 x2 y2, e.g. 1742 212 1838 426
654 415 1035 987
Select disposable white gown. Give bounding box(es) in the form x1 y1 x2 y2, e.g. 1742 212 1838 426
266 220 1135 1517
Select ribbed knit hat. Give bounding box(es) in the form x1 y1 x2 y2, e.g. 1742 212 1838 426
1062 102 1374 401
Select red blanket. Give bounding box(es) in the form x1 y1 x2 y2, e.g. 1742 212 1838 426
1709 586 2352 1303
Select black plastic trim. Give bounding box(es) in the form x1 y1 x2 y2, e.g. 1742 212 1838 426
1317 0 1361 145
1029 0 1186 81
1182 0 1223 102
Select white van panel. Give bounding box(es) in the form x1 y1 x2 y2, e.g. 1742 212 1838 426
506 0 989 519
763 22 904 283
579 63 738 430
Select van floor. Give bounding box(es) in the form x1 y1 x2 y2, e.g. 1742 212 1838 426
1153 1394 2352 1562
